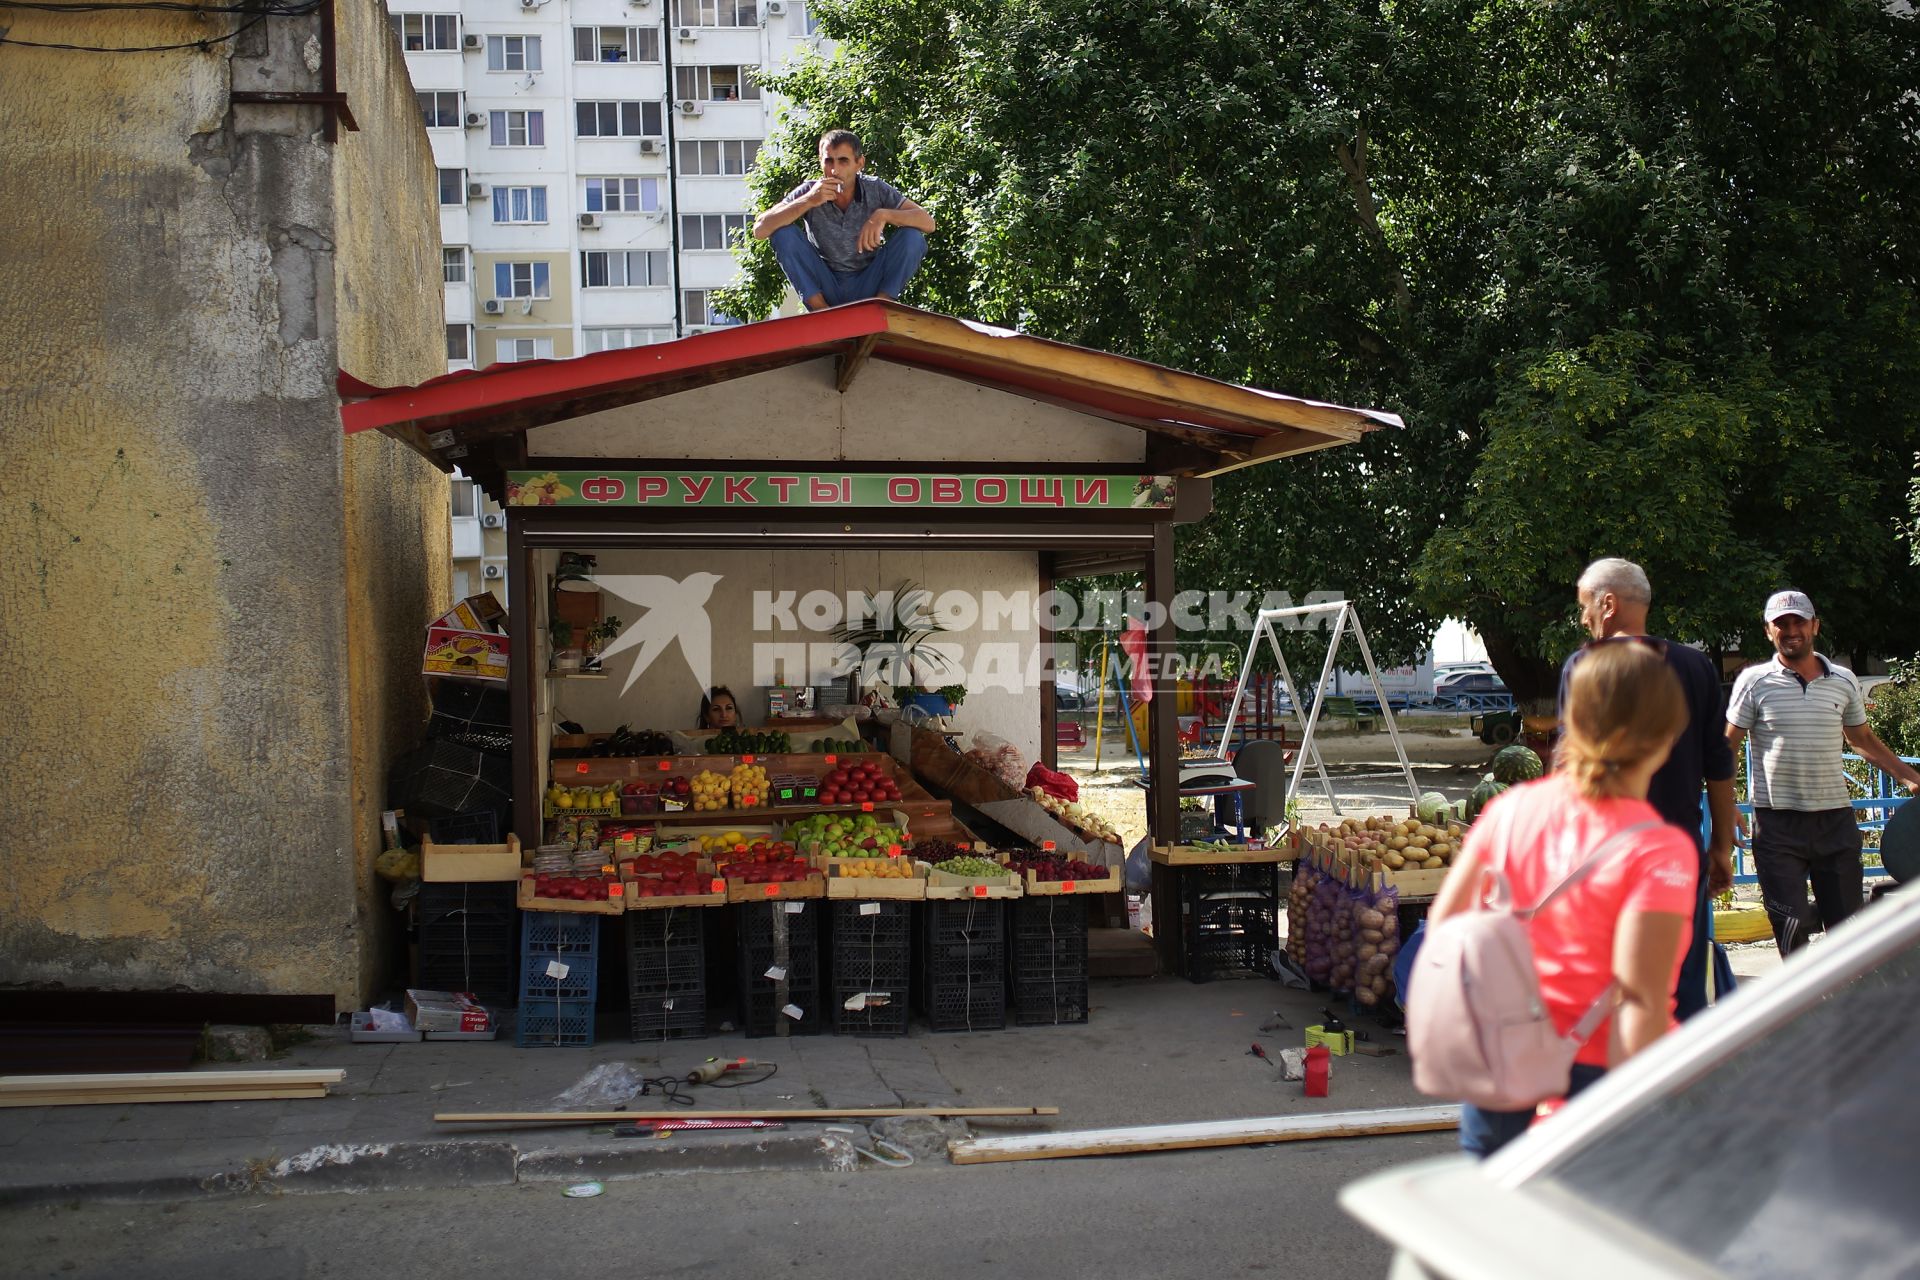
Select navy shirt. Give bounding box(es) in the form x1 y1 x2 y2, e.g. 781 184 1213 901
1557 639 1735 850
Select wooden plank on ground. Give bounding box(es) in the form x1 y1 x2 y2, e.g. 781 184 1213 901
437 1105 1060 1125
2 1088 331 1108
0 1069 344 1094
946 1105 1461 1165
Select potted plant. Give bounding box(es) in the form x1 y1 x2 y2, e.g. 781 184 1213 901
548 619 581 672
832 580 956 703
583 616 623 669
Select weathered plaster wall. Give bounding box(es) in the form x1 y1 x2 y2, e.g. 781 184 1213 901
0 4 445 1002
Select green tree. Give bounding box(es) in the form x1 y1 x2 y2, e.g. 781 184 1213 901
721 0 1920 697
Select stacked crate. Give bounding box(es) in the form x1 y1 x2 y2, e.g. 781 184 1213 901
916 900 1006 1032
516 913 600 1047
624 908 707 1041
736 901 821 1037
828 901 911 1036
416 882 517 1008
1008 896 1089 1025
1179 862 1282 983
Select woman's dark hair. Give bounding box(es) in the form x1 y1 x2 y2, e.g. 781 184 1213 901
698 685 738 729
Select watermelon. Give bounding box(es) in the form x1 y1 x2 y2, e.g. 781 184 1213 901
1416 791 1451 824
1490 744 1544 785
1467 775 1509 822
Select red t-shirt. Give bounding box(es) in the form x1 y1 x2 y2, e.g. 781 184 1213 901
1462 775 1698 1069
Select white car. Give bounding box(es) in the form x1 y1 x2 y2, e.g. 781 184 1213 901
1340 888 1920 1278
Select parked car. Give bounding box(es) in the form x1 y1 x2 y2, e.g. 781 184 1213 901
1053 671 1087 711
1433 670 1508 699
1340 887 1920 1278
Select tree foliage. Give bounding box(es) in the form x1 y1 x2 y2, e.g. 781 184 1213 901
721 0 1920 700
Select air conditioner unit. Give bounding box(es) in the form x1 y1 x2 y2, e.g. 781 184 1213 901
483 563 505 579
766 0 786 14
676 26 698 40
467 181 485 200
481 514 506 529
482 299 505 314
461 33 481 50
579 213 601 229
638 137 663 155
464 111 484 128
678 99 704 116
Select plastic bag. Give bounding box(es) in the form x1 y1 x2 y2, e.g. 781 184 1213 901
553 1062 649 1108
964 731 1028 790
1023 761 1079 803
1286 865 1317 971
1328 882 1366 995
1302 868 1342 985
1353 884 1401 1008
364 1005 411 1033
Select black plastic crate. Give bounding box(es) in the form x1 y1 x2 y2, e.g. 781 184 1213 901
916 901 1005 1032
415 883 517 1005
389 738 512 823
625 910 708 1041
1180 862 1281 983
429 679 513 737
428 810 502 845
735 902 821 1037
829 902 911 1036
1011 976 1089 1025
1008 898 1089 1025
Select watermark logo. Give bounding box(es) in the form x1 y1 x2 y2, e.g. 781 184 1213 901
590 572 723 696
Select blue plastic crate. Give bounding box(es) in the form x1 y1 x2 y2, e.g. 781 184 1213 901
520 947 597 1003
516 997 596 1048
521 912 602 955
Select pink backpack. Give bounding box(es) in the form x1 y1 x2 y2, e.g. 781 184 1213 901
1406 815 1657 1111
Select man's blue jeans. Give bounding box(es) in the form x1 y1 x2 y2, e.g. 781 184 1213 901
770 223 927 307
1459 1063 1607 1158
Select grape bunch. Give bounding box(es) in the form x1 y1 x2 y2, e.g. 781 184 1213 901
911 839 974 864
1001 852 1109 882
932 855 1005 878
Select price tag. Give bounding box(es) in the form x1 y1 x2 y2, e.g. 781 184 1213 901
784 901 806 915
763 884 779 898
576 763 590 774
972 884 988 898
764 965 786 981
824 754 837 764
858 902 881 916
886 844 901 859
661 998 675 1012
657 760 672 771
860 802 873 812
1061 880 1076 892
545 960 570 980
609 883 624 898
843 993 867 1012
710 878 725 894
743 754 755 764
601 864 615 875
781 1003 804 1020
735 843 748 853
1042 840 1056 852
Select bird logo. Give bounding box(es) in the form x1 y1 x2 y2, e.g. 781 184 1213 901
589 573 724 696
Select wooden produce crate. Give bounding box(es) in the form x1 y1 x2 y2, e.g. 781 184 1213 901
724 873 826 904
1010 845 1124 896
517 873 624 915
923 865 1022 900
1149 842 1290 866
823 857 927 901
620 857 728 910
422 833 522 883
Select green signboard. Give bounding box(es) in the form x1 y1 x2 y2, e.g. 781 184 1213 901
505 470 1177 511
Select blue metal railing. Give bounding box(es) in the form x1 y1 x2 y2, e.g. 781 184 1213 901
1723 750 1914 885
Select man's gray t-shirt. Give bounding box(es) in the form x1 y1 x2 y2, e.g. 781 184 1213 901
784 174 905 275
1726 655 1868 811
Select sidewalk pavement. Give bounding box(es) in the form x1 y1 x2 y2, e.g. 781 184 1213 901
0 975 1434 1206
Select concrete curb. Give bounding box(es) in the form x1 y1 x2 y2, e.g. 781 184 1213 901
0 1130 863 1207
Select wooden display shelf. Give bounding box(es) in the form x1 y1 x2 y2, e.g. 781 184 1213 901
1149 842 1290 866
619 857 728 910
923 866 1022 900
549 750 885 786
517 874 624 915
823 857 928 900
1010 865 1123 896
723 874 825 903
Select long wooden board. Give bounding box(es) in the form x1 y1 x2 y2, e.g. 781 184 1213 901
946 1105 1461 1165
0 1069 344 1094
1149 843 1290 866
2 1088 331 1108
437 1105 1059 1125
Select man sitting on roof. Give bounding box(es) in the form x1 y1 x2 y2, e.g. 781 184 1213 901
752 129 936 311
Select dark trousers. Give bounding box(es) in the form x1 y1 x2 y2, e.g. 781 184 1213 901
1672 848 1712 1021
1752 807 1863 957
1459 1064 1608 1158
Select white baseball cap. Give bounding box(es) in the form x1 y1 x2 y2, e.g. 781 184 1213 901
1764 590 1816 622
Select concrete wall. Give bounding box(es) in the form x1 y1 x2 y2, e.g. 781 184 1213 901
536 548 1045 765
0 1 447 1003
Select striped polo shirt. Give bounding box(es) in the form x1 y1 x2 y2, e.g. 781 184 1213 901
1726 655 1867 811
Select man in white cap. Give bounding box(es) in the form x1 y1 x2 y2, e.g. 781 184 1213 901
1726 590 1920 955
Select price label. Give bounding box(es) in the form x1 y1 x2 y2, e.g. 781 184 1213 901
576 763 590 774
710 878 725 894
972 885 988 898
1042 840 1056 852
784 901 806 915
545 960 570 980
824 754 837 764
763 885 779 898
886 844 901 858
657 760 672 771
860 802 873 812
1061 880 1076 892
743 754 755 764
609 883 624 898
858 902 881 917
781 1003 804 1021
735 843 748 853
601 864 615 875
764 965 786 981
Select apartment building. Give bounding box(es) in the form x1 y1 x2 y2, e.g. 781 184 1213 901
390 0 824 372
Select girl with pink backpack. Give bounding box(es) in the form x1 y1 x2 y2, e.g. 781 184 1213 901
1409 642 1699 1157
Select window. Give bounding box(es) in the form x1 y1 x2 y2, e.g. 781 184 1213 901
682 289 741 327
581 250 670 288
418 91 462 129
793 1 821 35
583 326 674 353
437 167 465 205
675 64 760 102
575 100 663 138
491 185 548 223
679 213 748 251
485 34 542 71
450 479 479 519
573 25 659 63
392 13 458 51
496 338 555 363
676 138 760 176
584 177 661 213
492 261 552 299
445 323 472 362
675 0 756 26
489 109 545 147
442 246 468 283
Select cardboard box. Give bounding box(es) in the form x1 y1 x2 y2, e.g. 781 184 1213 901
404 989 495 1034
423 626 510 682
432 593 507 635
